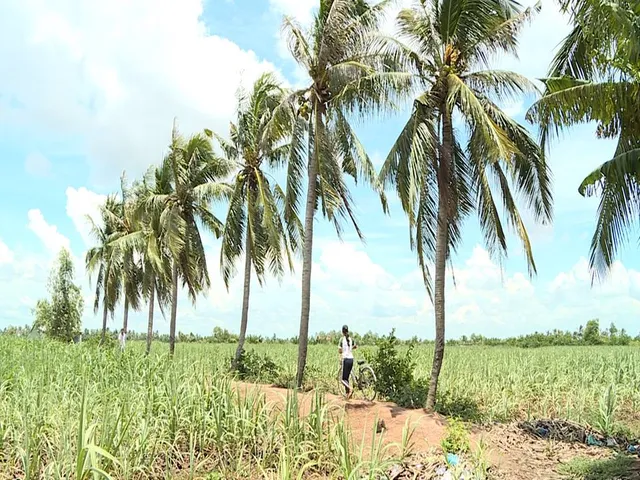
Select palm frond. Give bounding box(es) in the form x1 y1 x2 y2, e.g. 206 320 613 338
578 148 640 280
462 69 540 103
448 73 519 162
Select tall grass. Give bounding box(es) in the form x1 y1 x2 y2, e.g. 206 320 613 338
172 341 640 430
0 337 410 479
2 337 639 477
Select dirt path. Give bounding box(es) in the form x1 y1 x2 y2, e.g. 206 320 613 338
234 382 636 479
235 381 449 452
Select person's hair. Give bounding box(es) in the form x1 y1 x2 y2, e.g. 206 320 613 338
342 325 351 347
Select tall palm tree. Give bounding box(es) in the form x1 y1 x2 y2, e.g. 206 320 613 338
149 121 233 355
107 175 143 332
527 0 640 280
116 166 173 355
379 0 553 409
217 73 300 369
282 0 410 387
86 195 122 344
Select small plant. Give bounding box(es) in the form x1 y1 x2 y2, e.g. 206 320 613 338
234 349 281 383
594 384 618 437
470 438 492 478
441 417 470 455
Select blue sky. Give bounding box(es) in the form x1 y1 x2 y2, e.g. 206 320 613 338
1 0 639 340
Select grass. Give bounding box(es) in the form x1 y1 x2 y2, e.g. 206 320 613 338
182 341 640 430
559 455 640 479
2 336 640 477
0 337 413 479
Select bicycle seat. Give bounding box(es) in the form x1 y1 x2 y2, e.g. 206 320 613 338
357 360 365 365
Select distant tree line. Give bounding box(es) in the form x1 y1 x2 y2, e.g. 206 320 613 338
3 319 632 348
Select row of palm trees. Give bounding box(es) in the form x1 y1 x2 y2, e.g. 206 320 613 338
84 0 638 410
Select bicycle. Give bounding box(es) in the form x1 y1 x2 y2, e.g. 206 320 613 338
337 359 377 401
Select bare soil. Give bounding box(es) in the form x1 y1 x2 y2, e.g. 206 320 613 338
234 381 640 479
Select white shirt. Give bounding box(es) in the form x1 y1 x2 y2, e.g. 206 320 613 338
339 336 354 359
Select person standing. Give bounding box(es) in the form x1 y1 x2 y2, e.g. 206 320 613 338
338 325 357 399
118 328 127 352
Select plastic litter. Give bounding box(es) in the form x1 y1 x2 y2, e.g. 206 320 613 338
446 453 459 466
627 445 639 454
606 437 617 447
586 434 604 447
436 467 448 476
536 427 550 437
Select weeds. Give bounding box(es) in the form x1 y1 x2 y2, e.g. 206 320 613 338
559 455 637 480
594 384 619 437
441 418 471 455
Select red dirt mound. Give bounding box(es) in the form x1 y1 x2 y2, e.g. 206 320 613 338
234 381 449 452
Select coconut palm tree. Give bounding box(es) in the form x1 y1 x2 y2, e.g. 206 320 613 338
281 0 410 387
115 166 173 355
106 175 143 333
148 122 233 355
379 0 553 409
527 0 640 280
86 195 122 344
216 73 300 369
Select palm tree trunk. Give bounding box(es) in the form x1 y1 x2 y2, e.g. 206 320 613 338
169 261 179 356
296 102 322 389
233 228 252 370
426 110 453 411
123 296 129 331
101 295 108 345
146 281 155 356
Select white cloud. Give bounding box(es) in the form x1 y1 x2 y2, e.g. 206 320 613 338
24 152 53 177
269 0 317 25
3 214 640 339
27 209 71 255
0 0 282 181
0 239 14 265
65 187 107 246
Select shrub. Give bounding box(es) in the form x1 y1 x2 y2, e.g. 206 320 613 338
393 379 429 409
234 349 281 383
441 417 471 454
366 329 427 408
32 249 84 342
84 333 117 349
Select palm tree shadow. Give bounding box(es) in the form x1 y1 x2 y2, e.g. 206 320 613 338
345 400 375 411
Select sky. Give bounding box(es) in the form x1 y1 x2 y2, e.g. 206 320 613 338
1 0 639 340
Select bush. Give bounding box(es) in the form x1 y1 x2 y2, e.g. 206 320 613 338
441 417 471 454
234 349 281 383
393 379 429 409
84 333 117 349
366 329 427 408
32 249 84 342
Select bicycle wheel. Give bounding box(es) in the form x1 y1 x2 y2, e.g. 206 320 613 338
357 366 377 402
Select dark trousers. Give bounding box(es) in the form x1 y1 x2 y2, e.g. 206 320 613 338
341 358 354 393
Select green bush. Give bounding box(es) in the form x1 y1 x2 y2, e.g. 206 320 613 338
84 333 117 349
365 329 427 408
393 379 429 409
441 417 471 454
234 349 281 383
